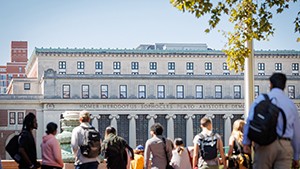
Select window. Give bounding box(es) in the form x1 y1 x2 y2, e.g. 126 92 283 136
168 62 175 70
77 61 84 69
95 61 103 69
234 85 241 99
9 112 24 125
59 72 66 74
9 112 15 125
113 62 121 70
157 85 165 99
186 62 194 70
176 85 184 99
275 63 282 71
131 62 139 70
77 72 84 75
17 112 24 124
258 63 265 70
223 62 228 70
82 85 89 99
215 85 222 99
196 85 203 99
149 62 157 70
19 67 22 73
138 85 146 99
24 83 30 90
205 62 212 70
101 85 108 99
120 85 127 99
292 63 299 71
59 61 66 69
255 85 259 98
63 85 70 99
288 85 295 99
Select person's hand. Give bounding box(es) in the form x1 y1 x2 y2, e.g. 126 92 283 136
243 145 251 154
292 160 299 169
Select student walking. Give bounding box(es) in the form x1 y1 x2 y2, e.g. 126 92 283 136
243 73 300 169
170 138 192 169
193 117 227 169
71 111 100 169
101 126 133 169
130 145 144 169
144 123 173 169
41 122 64 169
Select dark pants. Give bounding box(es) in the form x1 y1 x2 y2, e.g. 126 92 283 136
75 162 99 169
41 165 62 169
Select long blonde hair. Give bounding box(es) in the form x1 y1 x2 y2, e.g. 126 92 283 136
231 119 245 145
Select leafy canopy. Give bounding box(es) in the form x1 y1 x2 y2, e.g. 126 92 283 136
170 0 300 72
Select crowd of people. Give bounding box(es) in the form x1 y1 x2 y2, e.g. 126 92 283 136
8 72 300 169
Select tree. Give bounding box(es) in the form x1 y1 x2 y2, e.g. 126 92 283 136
170 0 300 72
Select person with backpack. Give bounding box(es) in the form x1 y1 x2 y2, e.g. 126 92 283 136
41 122 64 169
18 112 41 169
170 138 192 169
193 117 227 169
71 110 101 169
227 119 250 169
101 126 134 169
243 73 300 169
144 123 173 169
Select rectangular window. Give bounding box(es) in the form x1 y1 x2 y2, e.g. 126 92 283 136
95 61 103 69
119 85 127 99
24 83 30 90
18 112 24 124
292 63 299 71
59 61 66 69
275 63 282 71
258 63 265 70
63 85 70 99
288 85 295 99
131 62 139 70
101 85 108 99
82 85 89 99
205 62 212 70
176 85 184 99
138 85 146 99
113 62 121 70
149 62 157 70
157 85 165 99
168 62 175 70
223 62 228 70
234 85 241 99
255 85 259 98
77 61 84 69
19 67 22 73
186 62 194 70
9 112 15 125
196 85 203 99
215 85 222 99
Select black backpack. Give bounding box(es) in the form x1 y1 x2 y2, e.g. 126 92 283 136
197 133 219 160
248 94 287 146
80 126 101 158
5 133 22 163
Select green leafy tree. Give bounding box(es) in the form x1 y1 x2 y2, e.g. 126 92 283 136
170 0 300 72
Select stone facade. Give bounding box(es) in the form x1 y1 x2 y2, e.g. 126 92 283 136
0 45 299 160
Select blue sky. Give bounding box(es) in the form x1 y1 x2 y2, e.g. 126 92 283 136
0 0 299 65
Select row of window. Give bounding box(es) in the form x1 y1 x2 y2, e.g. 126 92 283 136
58 61 300 75
61 84 296 99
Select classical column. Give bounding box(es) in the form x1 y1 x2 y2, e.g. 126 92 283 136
146 114 157 139
184 114 195 146
128 114 138 148
91 114 100 130
223 114 234 146
165 114 176 140
109 115 120 133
